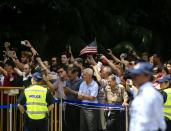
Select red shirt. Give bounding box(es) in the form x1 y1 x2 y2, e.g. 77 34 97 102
2 73 20 103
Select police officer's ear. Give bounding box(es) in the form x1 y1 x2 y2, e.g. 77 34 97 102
165 81 170 87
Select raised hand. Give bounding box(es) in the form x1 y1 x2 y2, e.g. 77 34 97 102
23 40 32 48
107 49 112 55
43 74 50 82
4 42 10 49
68 44 72 53
100 54 107 60
6 51 17 59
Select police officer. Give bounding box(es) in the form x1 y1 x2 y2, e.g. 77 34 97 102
128 62 166 131
18 72 54 131
158 76 171 131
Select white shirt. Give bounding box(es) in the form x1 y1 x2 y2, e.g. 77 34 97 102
78 80 99 103
129 82 166 131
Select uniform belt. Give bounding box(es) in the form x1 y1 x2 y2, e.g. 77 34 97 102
26 111 47 114
164 105 171 108
26 102 47 106
164 112 171 117
25 90 46 92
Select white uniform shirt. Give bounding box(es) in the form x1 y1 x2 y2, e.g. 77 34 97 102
129 82 166 131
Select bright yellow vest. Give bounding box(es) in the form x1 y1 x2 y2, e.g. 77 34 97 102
25 85 48 120
163 88 171 120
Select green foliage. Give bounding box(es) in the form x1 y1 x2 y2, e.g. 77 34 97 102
0 0 170 58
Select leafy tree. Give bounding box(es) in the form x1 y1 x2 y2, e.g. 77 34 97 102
0 0 170 60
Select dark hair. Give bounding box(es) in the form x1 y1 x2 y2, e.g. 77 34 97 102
50 65 58 72
57 64 68 72
5 59 15 68
51 56 57 60
163 66 169 75
75 58 83 64
153 53 161 58
61 52 71 58
124 69 132 79
167 60 171 65
71 65 81 77
142 52 149 56
24 63 31 69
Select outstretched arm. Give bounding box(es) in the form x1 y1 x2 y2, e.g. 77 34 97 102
107 49 122 63
43 74 56 93
101 55 122 76
0 66 7 76
68 44 75 63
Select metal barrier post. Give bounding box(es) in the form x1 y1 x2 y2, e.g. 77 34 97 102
59 99 63 131
51 108 54 131
0 91 3 131
10 104 12 131
7 95 9 131
55 103 57 131
125 106 128 131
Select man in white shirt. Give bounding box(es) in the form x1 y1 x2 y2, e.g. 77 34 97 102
78 68 99 131
129 62 166 131
15 64 32 87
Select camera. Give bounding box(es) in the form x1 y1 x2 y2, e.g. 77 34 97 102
106 49 111 54
120 53 127 59
21 41 26 45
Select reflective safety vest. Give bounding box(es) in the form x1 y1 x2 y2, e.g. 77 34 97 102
163 88 171 120
25 85 48 120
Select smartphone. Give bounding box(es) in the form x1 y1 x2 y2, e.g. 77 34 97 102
120 53 127 59
106 49 111 54
126 79 133 87
21 41 26 45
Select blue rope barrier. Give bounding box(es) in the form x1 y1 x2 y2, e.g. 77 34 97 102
54 99 60 103
64 99 123 108
0 99 124 110
0 104 18 109
0 105 10 109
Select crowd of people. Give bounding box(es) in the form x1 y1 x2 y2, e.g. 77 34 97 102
0 40 171 131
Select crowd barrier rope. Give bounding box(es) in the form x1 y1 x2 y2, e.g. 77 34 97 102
0 87 128 131
0 100 125 110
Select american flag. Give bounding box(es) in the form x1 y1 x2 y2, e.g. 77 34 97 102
80 41 97 56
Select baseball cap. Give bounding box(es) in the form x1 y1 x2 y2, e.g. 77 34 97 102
157 76 171 83
129 62 153 76
32 72 43 82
